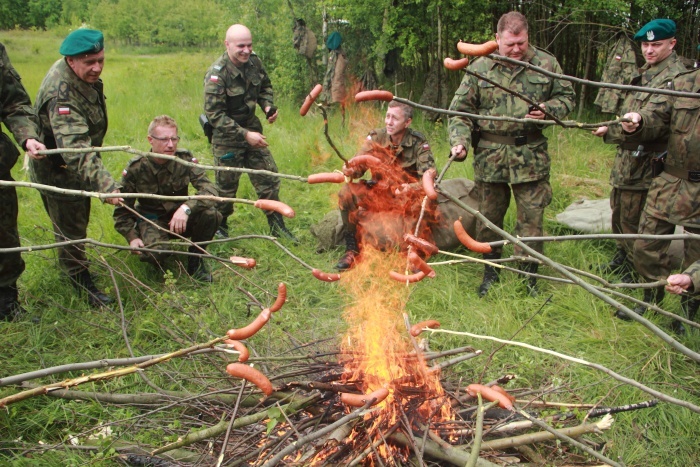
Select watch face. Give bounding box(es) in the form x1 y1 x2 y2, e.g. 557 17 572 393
183 206 191 215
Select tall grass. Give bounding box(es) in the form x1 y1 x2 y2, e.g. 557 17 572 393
1 30 699 466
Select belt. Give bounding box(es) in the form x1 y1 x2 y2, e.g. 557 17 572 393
663 165 700 182
479 131 543 146
619 141 667 152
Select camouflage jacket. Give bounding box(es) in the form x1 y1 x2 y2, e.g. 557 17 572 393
594 35 639 114
448 46 575 183
605 52 686 189
364 127 435 180
630 68 700 227
0 42 41 174
203 52 274 147
29 58 115 194
683 260 700 293
114 149 218 243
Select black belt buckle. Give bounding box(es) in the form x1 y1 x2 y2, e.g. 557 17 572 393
514 135 527 146
688 171 700 182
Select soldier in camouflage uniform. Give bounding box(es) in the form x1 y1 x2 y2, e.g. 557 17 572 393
29 29 122 307
336 100 435 270
621 45 700 333
114 116 221 282
448 12 575 297
204 24 297 242
592 20 686 290
0 42 46 320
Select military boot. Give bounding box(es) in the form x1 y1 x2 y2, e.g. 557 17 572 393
520 261 539 297
187 248 213 283
670 295 700 335
268 212 299 243
336 231 359 271
69 270 114 307
616 287 665 321
0 282 24 321
478 253 501 297
215 216 229 239
598 248 627 274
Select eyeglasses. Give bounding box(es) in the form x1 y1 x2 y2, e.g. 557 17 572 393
149 135 180 143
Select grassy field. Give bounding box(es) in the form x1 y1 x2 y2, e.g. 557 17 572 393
1 30 699 466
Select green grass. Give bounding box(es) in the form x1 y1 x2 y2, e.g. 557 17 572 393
1 30 699 466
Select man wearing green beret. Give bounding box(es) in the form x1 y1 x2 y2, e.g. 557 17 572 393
29 28 122 308
0 43 46 320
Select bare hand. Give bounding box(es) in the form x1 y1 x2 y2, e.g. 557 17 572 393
665 274 693 295
525 104 546 120
245 131 269 148
592 126 608 137
264 106 278 123
25 138 47 160
105 189 124 206
451 144 467 161
621 112 641 133
394 183 413 195
129 238 145 255
169 206 189 234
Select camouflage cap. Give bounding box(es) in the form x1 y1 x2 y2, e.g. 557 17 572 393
634 19 676 42
59 29 104 56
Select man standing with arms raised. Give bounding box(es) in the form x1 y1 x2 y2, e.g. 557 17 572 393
30 29 121 307
204 24 297 242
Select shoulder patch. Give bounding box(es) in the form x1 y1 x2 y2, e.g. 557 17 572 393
213 65 222 71
122 168 127 176
58 106 71 115
366 134 372 140
209 75 219 83
191 157 198 164
422 143 430 150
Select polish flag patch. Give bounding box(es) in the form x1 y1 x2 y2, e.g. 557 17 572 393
423 143 430 149
191 157 199 164
210 75 219 82
615 55 622 60
366 135 372 140
122 169 128 176
58 107 71 115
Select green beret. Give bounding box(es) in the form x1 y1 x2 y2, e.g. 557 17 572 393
634 19 676 42
60 29 104 56
326 31 342 51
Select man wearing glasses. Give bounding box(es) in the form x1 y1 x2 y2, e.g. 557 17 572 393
113 115 221 282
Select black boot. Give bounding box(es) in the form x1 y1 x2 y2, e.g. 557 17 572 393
69 270 114 307
519 261 539 297
336 231 359 271
0 282 24 321
616 287 665 321
599 248 627 274
671 295 700 335
187 248 213 283
268 212 299 243
478 253 501 297
215 215 229 239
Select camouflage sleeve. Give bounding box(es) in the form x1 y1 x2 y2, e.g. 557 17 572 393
683 261 700 293
113 167 139 243
542 60 575 119
45 98 117 193
631 93 673 142
187 157 218 212
447 72 478 149
256 59 274 111
415 138 436 176
0 44 40 148
203 68 248 142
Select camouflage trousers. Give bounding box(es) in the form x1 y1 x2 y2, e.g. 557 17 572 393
475 179 552 256
610 187 648 255
137 208 221 265
0 172 25 286
212 143 280 219
633 212 700 282
39 193 91 275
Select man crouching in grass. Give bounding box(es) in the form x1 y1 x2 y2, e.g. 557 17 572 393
113 115 221 282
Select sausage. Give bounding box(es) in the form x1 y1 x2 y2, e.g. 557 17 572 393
269 283 287 313
490 385 516 403
403 233 439 257
343 154 383 178
229 256 257 269
354 90 394 103
443 57 470 70
408 251 436 278
226 363 274 396
453 219 492 253
254 199 295 218
466 383 514 411
389 270 426 284
312 268 341 282
300 84 323 116
223 339 250 362
409 319 441 337
456 40 499 57
422 168 438 201
226 308 271 340
340 387 390 407
307 172 346 184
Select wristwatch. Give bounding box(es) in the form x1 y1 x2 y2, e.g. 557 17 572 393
180 204 191 216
